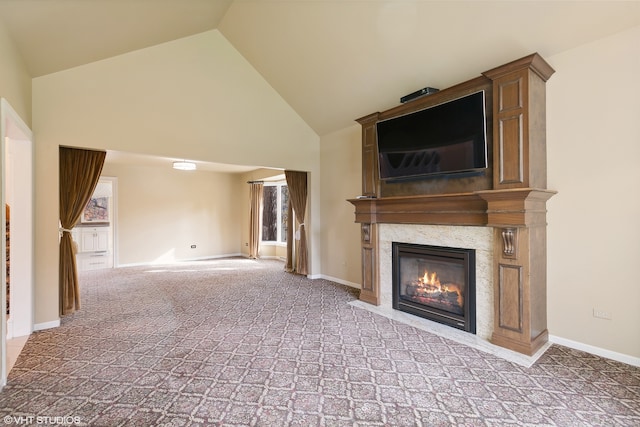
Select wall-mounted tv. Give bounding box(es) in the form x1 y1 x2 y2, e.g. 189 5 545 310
376 91 488 181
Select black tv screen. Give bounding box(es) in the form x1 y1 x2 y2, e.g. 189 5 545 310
376 91 487 181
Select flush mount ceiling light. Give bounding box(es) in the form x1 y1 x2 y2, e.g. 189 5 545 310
173 160 196 171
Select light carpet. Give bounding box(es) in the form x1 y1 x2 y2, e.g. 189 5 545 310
1 258 638 426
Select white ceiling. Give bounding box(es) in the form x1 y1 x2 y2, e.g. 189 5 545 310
1 0 639 165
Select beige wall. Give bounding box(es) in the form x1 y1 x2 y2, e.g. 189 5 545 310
101 163 243 266
319 125 362 286
32 30 320 325
258 244 287 260
0 19 31 126
545 24 640 359
318 26 640 360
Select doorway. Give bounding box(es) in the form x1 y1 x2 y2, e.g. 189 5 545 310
1 98 34 388
73 177 117 271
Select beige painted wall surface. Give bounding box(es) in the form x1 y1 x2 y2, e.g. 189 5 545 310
32 30 320 325
319 125 362 286
101 163 243 266
32 30 318 168
546 24 640 358
258 244 287 260
0 20 31 126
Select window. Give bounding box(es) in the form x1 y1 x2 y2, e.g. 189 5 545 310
262 182 288 243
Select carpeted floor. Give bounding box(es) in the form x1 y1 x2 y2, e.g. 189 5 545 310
1 258 639 426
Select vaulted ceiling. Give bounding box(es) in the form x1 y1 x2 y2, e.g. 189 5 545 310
1 0 639 137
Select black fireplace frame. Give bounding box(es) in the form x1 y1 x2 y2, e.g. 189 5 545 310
392 242 476 334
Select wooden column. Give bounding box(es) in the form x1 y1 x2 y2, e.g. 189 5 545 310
480 54 556 355
356 113 381 304
483 53 555 190
357 113 381 198
359 223 379 305
477 189 555 355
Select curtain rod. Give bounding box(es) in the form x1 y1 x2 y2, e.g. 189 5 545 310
246 180 264 184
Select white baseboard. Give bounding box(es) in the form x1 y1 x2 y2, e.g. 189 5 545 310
184 253 243 262
257 255 286 261
34 319 60 331
315 274 361 290
549 334 640 367
118 253 243 268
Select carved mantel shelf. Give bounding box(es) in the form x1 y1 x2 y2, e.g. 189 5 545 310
476 188 557 227
348 188 556 228
348 193 487 226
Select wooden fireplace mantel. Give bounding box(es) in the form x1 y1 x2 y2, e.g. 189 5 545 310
349 53 556 356
349 188 557 228
348 192 488 226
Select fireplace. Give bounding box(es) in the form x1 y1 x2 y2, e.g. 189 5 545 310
392 242 476 334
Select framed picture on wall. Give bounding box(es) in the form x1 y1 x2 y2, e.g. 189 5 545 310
81 196 109 223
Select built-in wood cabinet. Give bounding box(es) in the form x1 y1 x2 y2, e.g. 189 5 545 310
349 53 555 356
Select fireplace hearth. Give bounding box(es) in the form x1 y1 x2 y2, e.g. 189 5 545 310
392 242 476 334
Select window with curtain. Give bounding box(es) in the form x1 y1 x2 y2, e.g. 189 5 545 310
261 182 288 244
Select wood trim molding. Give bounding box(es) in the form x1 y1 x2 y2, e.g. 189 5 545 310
348 188 556 228
476 188 556 227
482 53 555 82
348 193 487 226
497 263 524 332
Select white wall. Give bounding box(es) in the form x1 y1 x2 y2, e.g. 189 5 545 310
101 163 243 266
32 30 320 325
546 25 640 359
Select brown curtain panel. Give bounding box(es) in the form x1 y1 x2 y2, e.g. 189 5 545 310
285 201 294 272
248 182 264 259
59 147 106 315
285 170 308 275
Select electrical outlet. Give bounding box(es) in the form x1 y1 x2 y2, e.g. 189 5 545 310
593 309 612 320
190 244 196 249
245 243 248 246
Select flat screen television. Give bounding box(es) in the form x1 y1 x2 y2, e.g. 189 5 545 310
376 90 488 181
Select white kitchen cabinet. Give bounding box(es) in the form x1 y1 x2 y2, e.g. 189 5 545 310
78 252 111 271
72 226 113 271
79 227 109 252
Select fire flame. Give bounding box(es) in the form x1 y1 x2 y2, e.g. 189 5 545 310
412 269 463 307
421 271 440 287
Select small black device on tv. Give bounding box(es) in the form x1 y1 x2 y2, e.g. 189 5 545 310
400 87 440 103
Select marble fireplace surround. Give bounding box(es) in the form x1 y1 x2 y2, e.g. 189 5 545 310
379 224 493 339
350 223 550 367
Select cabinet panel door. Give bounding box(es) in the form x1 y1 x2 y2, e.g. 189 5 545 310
95 230 109 251
80 231 97 252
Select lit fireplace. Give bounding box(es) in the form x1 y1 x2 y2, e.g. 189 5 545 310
392 242 476 333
